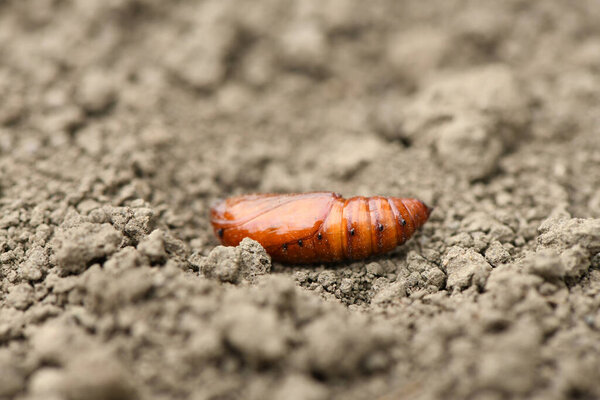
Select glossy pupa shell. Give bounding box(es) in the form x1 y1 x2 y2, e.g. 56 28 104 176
210 192 432 263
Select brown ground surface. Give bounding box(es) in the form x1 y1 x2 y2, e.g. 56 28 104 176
1 1 600 399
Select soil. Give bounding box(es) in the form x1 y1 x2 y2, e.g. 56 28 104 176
1 1 600 399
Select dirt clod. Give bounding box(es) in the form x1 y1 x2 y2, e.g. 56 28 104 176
201 238 271 284
443 247 493 291
52 222 123 275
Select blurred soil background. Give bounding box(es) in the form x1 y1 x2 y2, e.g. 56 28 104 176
1 1 600 399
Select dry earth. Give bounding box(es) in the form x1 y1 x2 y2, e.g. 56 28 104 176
1 1 600 399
